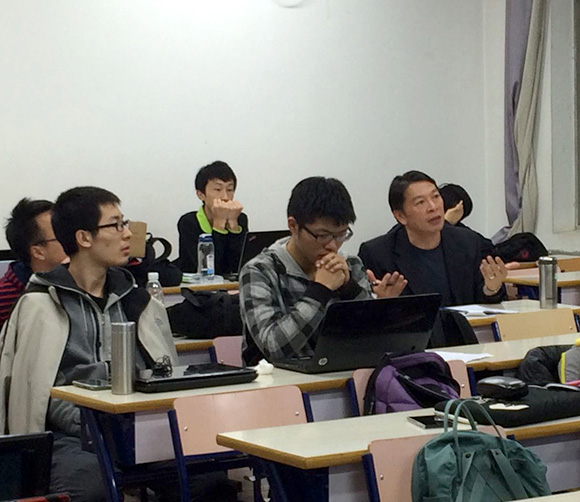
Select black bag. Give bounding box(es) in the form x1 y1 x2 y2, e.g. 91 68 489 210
128 234 182 287
429 309 478 348
167 288 243 339
494 232 548 263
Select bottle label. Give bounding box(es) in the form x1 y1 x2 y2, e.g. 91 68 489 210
206 253 215 276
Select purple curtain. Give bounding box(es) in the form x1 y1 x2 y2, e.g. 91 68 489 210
492 0 533 244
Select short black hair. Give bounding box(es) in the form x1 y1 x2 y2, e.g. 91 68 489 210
195 161 237 192
287 177 356 227
52 187 121 256
4 198 54 265
439 183 473 220
388 171 438 212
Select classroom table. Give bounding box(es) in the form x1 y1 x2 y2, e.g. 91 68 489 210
217 409 580 501
433 331 579 373
162 280 238 307
505 271 580 305
461 299 580 343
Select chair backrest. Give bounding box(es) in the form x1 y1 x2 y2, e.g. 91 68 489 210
0 432 53 498
172 385 307 456
367 425 505 501
495 308 577 341
212 336 243 367
351 360 471 416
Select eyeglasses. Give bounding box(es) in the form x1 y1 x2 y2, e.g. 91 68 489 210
97 219 131 232
302 226 353 245
32 238 59 246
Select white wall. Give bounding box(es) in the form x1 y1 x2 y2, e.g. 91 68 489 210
1 0 491 256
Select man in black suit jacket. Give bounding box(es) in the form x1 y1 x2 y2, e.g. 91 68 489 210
358 171 508 306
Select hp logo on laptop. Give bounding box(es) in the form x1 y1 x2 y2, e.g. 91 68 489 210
317 357 328 366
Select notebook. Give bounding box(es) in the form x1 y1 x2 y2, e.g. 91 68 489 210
274 293 441 374
237 230 290 274
135 363 257 393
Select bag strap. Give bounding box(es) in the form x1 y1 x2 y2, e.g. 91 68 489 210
454 451 475 502
362 353 394 415
181 288 222 308
147 234 173 263
489 448 528 500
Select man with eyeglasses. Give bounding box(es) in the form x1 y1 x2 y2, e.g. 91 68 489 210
240 176 402 364
0 186 178 501
0 198 67 327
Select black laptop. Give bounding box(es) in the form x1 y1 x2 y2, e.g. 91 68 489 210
237 230 290 274
274 294 441 374
135 363 257 393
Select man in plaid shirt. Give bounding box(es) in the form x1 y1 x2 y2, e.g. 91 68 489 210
240 177 407 363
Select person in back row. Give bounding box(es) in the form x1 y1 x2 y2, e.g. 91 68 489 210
0 186 178 501
240 176 405 364
359 170 510 306
0 198 67 327
177 161 248 277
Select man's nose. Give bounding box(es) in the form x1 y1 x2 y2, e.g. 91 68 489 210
325 239 340 252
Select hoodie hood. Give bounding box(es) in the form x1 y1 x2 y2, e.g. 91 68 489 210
31 264 136 299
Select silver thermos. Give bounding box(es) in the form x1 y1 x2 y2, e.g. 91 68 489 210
539 256 558 309
111 322 135 395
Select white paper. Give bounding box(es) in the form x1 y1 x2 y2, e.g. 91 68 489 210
432 351 493 363
444 305 519 317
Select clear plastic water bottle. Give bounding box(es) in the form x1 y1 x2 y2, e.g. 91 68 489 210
197 233 215 281
146 272 165 304
539 256 558 309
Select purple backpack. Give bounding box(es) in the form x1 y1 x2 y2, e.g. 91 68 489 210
363 352 460 414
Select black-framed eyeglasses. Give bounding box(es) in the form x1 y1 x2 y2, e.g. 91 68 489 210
32 238 59 246
302 226 353 245
97 219 131 232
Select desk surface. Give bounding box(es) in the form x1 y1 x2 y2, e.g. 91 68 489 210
217 408 580 470
505 271 580 288
463 299 580 328
162 280 239 295
218 408 436 469
50 368 352 415
433 331 579 372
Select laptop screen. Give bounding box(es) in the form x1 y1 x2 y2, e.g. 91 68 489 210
309 293 442 372
237 230 290 274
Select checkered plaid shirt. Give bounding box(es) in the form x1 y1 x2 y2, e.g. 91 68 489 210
239 238 372 360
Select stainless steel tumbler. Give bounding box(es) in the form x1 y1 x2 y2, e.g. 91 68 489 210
539 256 558 309
111 322 135 395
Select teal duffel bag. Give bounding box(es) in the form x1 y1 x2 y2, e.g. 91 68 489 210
412 399 551 502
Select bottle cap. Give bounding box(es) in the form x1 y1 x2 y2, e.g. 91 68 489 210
148 272 159 281
199 233 213 242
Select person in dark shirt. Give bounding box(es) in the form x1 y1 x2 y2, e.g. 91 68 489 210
177 161 248 276
439 182 495 259
359 171 510 306
0 198 66 327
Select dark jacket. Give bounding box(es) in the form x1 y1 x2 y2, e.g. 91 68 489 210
177 210 248 275
358 223 505 306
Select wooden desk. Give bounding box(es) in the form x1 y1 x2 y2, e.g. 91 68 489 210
434 332 580 372
51 368 352 416
162 280 238 295
462 299 580 343
505 271 580 305
218 410 580 500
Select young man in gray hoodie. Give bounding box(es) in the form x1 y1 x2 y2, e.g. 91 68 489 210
0 187 178 501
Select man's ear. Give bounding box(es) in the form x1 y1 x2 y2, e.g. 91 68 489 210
196 189 206 203
287 217 299 235
393 210 407 226
75 229 94 250
29 244 45 263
